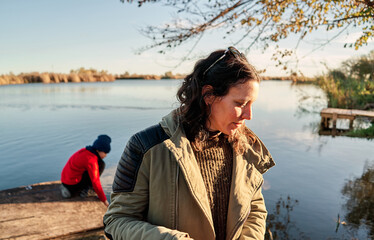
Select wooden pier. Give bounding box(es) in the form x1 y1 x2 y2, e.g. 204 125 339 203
0 181 107 240
320 108 374 136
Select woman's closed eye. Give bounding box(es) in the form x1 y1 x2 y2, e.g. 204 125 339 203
236 101 248 108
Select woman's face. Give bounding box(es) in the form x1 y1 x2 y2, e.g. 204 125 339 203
204 80 259 136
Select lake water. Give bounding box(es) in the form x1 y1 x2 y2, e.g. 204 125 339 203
0 80 373 239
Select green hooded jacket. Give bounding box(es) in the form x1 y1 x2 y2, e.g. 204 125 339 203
104 110 275 240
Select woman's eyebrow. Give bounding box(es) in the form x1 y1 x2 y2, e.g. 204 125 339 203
235 97 252 103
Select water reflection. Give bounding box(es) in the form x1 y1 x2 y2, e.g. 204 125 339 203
265 195 310 240
293 85 326 118
340 161 374 239
0 103 171 111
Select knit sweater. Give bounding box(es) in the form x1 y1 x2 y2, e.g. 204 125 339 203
193 134 233 240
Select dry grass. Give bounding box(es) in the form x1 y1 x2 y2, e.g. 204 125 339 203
0 72 115 85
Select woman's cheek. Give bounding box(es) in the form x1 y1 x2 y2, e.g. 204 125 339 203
234 107 242 118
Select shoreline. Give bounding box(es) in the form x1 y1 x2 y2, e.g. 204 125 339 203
0 72 315 86
0 72 116 85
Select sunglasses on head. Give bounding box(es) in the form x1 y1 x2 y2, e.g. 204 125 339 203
203 46 245 76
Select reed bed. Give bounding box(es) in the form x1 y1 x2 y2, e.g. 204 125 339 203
316 51 374 110
0 72 115 85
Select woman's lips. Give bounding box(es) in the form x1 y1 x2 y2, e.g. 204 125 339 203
233 122 244 127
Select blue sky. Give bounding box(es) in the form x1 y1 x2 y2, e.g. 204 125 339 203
1 0 373 77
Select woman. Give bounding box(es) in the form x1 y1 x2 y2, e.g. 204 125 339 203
104 47 275 239
61 134 111 207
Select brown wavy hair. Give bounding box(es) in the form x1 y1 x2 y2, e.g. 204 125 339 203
176 47 261 153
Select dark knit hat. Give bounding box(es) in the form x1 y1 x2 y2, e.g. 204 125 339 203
92 135 111 153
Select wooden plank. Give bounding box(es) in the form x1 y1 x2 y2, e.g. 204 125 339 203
321 114 355 121
321 108 374 118
321 108 354 120
49 229 106 240
321 108 353 115
351 109 374 118
0 181 107 240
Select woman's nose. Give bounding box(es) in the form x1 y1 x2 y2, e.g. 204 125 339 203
241 105 252 120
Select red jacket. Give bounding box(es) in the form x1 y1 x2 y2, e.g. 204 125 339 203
61 148 106 202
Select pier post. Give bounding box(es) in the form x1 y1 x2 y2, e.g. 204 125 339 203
332 113 337 136
332 113 337 129
349 119 354 130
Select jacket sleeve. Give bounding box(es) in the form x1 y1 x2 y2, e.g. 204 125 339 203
103 125 190 240
87 158 107 202
239 186 267 240
103 156 189 240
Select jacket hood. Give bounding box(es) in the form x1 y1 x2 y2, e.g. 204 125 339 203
160 109 180 137
244 128 275 174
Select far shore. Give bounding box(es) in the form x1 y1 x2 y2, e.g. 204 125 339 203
0 71 315 86
0 72 116 85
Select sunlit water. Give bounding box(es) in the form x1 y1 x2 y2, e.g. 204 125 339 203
0 80 373 239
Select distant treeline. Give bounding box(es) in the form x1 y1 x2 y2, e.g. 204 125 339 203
262 74 314 82
116 71 185 80
0 68 115 85
0 68 313 85
117 71 312 82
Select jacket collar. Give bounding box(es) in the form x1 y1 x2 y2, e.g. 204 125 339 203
243 128 275 174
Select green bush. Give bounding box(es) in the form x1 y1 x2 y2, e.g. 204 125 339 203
317 51 374 109
346 124 374 138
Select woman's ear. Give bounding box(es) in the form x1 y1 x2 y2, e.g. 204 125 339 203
202 85 215 105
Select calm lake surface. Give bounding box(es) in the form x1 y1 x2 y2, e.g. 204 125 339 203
0 80 373 239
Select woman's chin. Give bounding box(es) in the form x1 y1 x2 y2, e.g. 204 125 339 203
215 123 242 136
226 127 239 136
